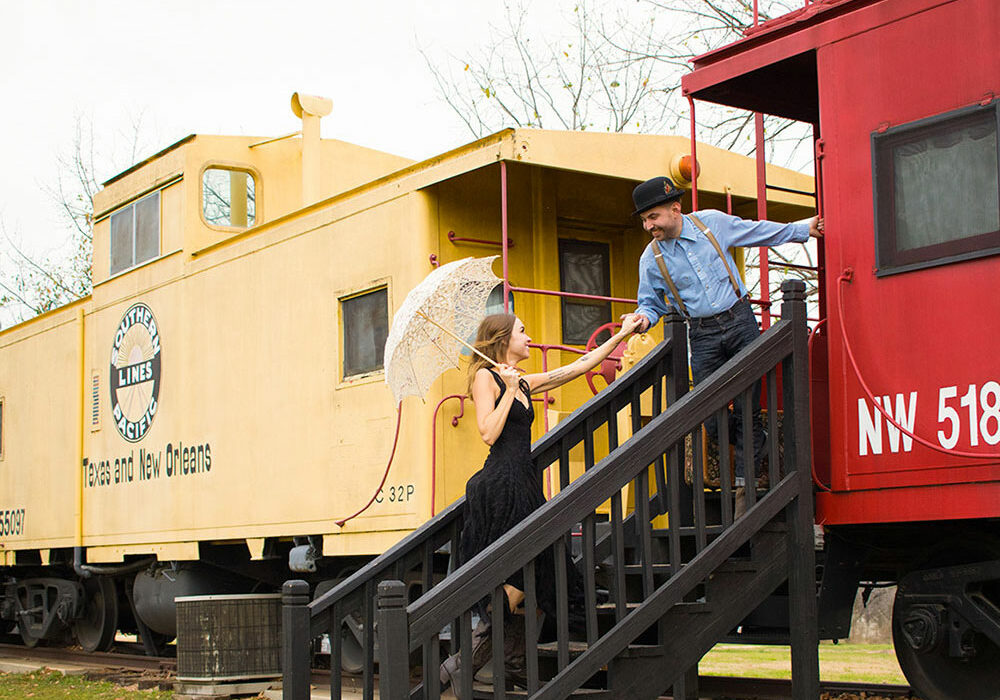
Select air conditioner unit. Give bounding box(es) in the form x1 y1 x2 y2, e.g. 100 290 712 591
176 594 282 682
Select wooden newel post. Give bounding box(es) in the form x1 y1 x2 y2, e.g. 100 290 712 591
377 580 410 700
663 308 694 527
282 579 312 700
664 307 698 700
663 308 689 404
778 279 819 700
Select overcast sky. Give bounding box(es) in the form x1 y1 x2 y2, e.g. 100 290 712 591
1 0 572 261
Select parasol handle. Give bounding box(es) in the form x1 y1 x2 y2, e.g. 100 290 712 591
416 310 500 368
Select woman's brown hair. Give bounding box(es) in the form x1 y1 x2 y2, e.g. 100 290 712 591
466 313 516 394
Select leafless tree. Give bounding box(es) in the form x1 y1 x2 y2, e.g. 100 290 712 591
421 0 820 308
423 0 810 158
1 112 152 325
422 2 678 136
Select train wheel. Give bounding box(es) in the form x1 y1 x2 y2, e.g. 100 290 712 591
893 589 1000 700
18 620 42 648
340 615 365 674
73 577 119 653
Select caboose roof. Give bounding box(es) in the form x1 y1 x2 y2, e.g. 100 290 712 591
191 126 815 258
682 0 940 121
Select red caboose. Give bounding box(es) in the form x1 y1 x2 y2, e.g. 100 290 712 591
685 1 1000 697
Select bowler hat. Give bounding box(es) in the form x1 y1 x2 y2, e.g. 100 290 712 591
632 176 684 216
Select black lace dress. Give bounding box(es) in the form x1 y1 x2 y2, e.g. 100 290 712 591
459 370 582 628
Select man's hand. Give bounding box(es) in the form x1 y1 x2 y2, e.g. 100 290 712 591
620 312 650 333
809 216 824 238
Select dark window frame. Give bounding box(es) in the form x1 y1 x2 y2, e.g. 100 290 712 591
558 238 612 346
872 102 1000 277
340 286 390 379
109 190 161 276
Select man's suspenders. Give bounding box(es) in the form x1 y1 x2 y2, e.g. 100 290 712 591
649 241 690 317
646 214 743 318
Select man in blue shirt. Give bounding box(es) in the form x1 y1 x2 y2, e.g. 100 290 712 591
624 176 821 514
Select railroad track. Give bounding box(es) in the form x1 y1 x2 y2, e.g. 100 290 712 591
0 642 175 672
699 675 919 699
0 644 918 699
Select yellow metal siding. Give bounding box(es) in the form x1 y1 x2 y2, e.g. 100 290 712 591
0 306 84 551
1 127 815 565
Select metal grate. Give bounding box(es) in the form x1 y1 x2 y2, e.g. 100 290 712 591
176 594 282 681
91 372 100 430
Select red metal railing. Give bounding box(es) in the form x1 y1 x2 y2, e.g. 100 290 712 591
434 102 825 502
447 230 513 248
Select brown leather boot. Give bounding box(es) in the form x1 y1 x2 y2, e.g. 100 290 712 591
503 614 527 688
440 619 491 699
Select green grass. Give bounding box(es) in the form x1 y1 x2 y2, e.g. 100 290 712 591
0 643 907 696
700 642 908 685
0 669 173 699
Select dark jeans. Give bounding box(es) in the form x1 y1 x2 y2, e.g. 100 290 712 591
688 297 765 482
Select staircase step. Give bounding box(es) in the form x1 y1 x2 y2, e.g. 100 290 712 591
648 526 724 539
641 520 789 541
537 640 589 657
673 600 712 614
592 596 712 612
537 640 666 658
621 563 674 576
595 602 639 614
715 559 758 573
471 683 611 699
608 527 792 698
617 559 759 576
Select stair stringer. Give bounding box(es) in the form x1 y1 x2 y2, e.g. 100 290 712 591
608 527 790 699
532 474 802 700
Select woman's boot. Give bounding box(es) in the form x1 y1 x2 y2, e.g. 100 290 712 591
439 619 491 699
502 613 527 688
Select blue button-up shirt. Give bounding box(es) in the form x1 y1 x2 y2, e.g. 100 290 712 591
636 210 810 324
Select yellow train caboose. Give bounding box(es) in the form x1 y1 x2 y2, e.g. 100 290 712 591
0 93 813 653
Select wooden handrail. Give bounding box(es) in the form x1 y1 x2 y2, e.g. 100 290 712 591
536 475 801 699
407 321 795 644
304 329 679 628
287 282 817 700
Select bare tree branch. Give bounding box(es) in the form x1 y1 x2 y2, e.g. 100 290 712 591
2 111 153 325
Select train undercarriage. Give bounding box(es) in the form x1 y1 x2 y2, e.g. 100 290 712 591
3 520 999 700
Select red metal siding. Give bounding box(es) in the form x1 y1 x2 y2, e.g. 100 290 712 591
817 0 1000 523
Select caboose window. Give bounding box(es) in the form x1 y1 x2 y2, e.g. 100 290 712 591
110 191 160 275
460 284 514 357
873 103 1000 275
559 239 612 345
341 287 389 378
202 167 257 229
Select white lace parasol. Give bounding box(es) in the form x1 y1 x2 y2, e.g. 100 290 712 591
383 256 503 402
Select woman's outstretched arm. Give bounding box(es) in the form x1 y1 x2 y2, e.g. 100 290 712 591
525 316 642 394
472 365 522 445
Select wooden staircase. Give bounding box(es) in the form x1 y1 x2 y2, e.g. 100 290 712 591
282 280 819 700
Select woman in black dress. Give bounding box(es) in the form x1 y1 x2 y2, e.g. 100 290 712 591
441 312 640 694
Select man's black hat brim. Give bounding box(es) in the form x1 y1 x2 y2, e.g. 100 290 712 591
632 176 685 216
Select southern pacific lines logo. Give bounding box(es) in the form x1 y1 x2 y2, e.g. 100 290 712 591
109 303 161 442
